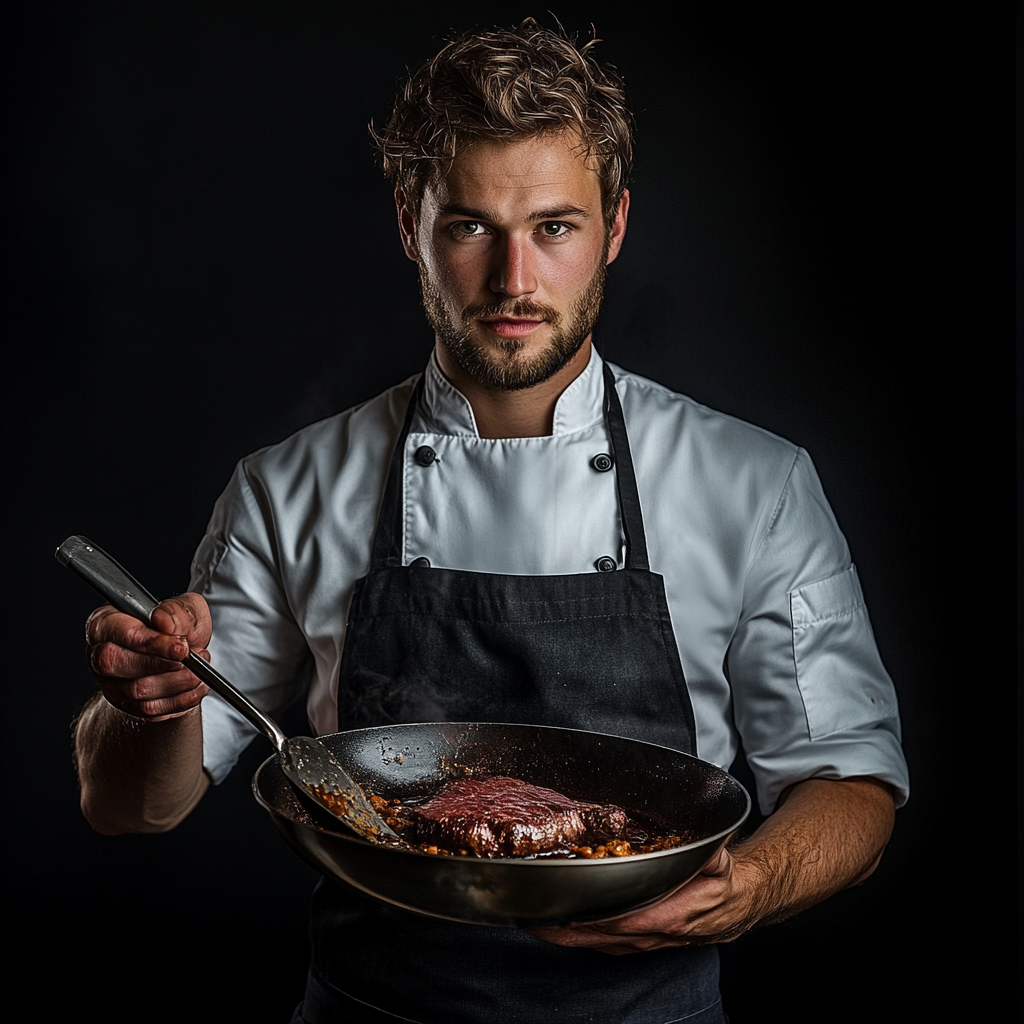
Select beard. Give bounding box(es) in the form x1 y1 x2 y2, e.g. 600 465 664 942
418 258 607 392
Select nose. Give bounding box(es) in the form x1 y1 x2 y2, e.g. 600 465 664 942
489 235 537 298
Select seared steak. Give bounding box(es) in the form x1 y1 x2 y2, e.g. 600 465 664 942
410 776 627 857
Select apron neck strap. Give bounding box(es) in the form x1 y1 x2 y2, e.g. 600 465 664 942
370 374 426 569
603 362 650 572
369 363 651 572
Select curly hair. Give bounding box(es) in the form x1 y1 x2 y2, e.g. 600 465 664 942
373 18 633 227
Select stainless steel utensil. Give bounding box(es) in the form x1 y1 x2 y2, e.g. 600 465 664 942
55 535 401 845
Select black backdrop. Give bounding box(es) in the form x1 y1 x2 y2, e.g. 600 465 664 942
3 3 980 1021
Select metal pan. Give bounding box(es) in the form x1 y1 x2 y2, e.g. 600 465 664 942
253 721 749 927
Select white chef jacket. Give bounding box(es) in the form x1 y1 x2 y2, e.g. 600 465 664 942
191 347 908 814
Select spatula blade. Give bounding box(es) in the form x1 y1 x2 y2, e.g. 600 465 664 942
281 736 402 844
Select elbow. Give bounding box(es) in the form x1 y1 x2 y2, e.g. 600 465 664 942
847 781 897 887
849 848 885 887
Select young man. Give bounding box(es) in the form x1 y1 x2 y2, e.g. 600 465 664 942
75 21 908 1023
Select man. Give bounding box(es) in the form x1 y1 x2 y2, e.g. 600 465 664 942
75 20 908 1024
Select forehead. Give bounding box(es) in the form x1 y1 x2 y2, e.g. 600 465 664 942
425 133 602 214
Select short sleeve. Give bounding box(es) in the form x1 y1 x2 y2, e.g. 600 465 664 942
191 458 312 784
726 449 909 814
790 565 899 738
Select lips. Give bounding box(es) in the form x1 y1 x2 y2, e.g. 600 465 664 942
478 318 546 338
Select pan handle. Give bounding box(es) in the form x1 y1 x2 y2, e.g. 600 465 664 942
56 535 287 752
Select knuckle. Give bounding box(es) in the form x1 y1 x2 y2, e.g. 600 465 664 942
185 595 212 642
126 678 152 702
90 643 120 677
153 596 210 646
180 593 202 622
123 620 158 649
155 598 183 626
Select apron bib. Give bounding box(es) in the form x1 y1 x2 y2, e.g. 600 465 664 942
296 364 724 1024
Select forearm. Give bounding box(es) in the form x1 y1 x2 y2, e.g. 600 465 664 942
530 775 896 953
725 776 896 931
73 691 210 835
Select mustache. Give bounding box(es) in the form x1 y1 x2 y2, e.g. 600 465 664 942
463 299 562 324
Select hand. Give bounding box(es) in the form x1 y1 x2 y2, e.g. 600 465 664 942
86 593 212 721
528 777 897 956
527 844 763 955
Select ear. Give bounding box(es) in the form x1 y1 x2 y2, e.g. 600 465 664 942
396 189 419 262
605 189 630 265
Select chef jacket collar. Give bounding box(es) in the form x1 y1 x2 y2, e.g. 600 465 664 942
420 344 607 438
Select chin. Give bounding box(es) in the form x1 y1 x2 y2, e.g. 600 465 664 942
444 333 587 392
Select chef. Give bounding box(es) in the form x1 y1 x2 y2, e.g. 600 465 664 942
74 20 909 1024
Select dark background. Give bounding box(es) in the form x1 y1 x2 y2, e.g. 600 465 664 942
3 3 981 1021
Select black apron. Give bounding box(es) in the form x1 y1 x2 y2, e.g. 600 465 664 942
294 364 725 1024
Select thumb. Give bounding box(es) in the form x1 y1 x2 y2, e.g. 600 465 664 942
150 593 213 650
699 845 731 878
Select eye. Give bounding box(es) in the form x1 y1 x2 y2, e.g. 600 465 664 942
539 222 570 237
452 221 487 237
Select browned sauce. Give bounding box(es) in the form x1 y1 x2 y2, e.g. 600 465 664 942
309 786 353 819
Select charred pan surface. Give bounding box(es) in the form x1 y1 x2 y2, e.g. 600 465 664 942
410 776 627 857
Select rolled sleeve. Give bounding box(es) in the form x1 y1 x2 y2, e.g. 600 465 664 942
727 449 909 814
191 458 311 784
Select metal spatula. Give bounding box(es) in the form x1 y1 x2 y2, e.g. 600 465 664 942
56 535 401 845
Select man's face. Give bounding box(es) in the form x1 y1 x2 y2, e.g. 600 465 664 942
398 133 628 391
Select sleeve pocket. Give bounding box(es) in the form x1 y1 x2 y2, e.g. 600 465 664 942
789 565 899 740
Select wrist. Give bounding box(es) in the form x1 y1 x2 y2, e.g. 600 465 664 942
728 842 785 928
116 701 202 724
99 690 205 724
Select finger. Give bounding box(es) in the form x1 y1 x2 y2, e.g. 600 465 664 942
89 639 191 682
100 673 210 720
527 927 670 953
584 876 730 938
118 686 209 720
592 937 668 954
527 926 610 948
589 892 691 935
88 607 191 662
96 666 210 704
149 594 212 650
699 845 731 877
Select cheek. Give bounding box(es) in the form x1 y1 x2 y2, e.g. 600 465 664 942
423 242 484 297
539 246 604 295
420 254 465 308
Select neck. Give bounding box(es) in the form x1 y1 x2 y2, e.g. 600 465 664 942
434 339 593 439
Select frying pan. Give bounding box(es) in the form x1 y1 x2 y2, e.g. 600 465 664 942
254 721 750 927
55 534 748 925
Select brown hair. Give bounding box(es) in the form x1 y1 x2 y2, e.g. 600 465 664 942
373 18 633 226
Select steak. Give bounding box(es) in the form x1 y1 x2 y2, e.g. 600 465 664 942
409 776 627 857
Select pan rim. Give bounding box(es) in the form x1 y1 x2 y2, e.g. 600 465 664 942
252 720 751 864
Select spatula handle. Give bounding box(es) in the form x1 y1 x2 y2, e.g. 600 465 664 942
56 535 287 750
56 535 159 623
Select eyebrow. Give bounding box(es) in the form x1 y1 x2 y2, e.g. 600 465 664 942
438 203 592 222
